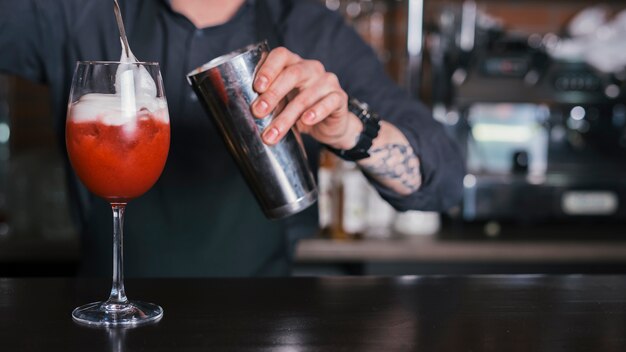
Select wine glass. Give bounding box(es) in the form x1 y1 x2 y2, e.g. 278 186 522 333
66 61 170 327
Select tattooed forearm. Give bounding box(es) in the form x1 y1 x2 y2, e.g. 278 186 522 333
359 143 422 194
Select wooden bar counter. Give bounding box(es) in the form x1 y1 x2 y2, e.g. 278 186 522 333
2 275 626 351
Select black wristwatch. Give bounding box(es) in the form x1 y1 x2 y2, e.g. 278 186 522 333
327 98 381 161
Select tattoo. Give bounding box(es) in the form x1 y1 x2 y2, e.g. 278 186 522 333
360 143 421 193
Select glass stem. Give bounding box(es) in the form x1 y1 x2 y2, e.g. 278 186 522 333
107 203 128 306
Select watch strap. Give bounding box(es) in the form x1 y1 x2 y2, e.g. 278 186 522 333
327 98 381 161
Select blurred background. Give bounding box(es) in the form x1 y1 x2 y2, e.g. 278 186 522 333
1 0 626 277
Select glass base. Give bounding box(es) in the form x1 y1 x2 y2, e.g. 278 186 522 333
72 301 163 327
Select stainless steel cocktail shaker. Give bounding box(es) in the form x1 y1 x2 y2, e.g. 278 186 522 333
187 42 317 219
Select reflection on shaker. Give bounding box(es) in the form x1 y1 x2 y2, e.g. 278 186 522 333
187 42 317 220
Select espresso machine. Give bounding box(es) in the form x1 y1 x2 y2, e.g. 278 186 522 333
424 2 626 238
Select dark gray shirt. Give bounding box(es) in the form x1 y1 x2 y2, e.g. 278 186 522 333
0 0 464 277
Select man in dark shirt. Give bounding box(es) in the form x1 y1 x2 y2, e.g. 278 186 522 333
0 0 464 277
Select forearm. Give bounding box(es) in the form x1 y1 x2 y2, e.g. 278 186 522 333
356 121 422 196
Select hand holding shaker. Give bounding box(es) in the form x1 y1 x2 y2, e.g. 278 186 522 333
187 42 317 219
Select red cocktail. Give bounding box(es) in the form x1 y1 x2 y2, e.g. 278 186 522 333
66 104 170 203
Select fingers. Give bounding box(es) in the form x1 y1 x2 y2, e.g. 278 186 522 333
301 91 348 127
253 47 302 93
262 75 347 145
298 73 346 126
276 73 345 128
293 91 349 140
260 85 326 145
251 62 307 118
252 60 324 117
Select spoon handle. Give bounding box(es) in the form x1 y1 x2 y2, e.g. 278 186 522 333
113 0 131 58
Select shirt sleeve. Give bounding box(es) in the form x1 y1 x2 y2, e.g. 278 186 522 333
283 0 465 212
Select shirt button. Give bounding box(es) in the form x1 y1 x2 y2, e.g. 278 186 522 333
194 29 204 38
189 92 198 102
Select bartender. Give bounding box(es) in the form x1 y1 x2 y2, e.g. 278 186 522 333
0 0 464 277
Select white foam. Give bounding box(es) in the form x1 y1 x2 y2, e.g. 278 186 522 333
69 94 169 125
68 43 168 126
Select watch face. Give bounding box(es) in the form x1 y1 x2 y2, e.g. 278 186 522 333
348 99 368 120
352 99 369 111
